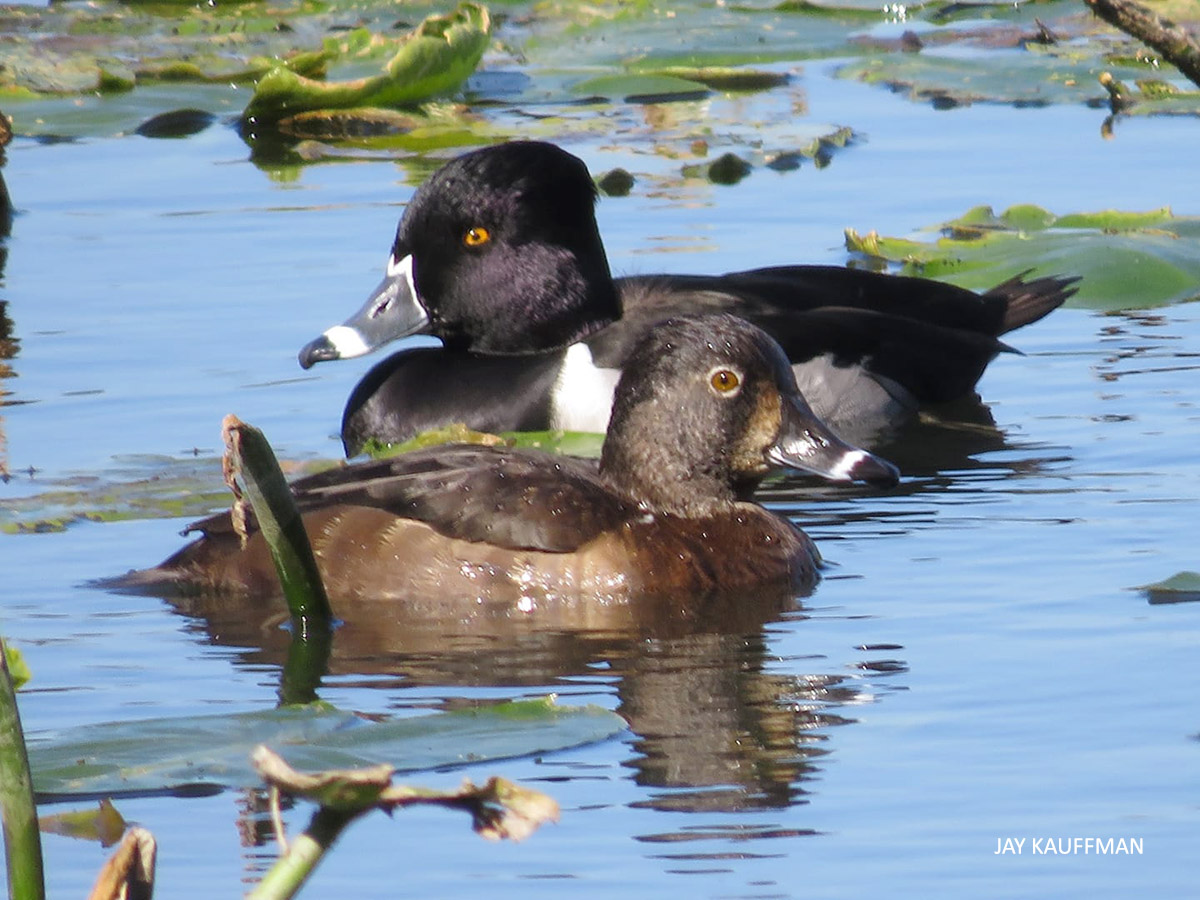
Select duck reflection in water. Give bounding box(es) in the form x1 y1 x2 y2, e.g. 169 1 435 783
161 565 905 818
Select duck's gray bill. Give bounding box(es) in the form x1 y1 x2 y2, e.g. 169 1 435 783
767 395 900 487
298 254 428 369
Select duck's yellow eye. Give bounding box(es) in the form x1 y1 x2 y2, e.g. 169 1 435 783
710 368 740 393
463 226 491 248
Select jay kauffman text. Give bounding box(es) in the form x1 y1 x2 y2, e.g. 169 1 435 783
994 837 1143 855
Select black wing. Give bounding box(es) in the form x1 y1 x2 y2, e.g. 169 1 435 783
617 266 1075 336
597 268 1076 405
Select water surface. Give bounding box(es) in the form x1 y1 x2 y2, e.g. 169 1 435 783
2 50 1198 900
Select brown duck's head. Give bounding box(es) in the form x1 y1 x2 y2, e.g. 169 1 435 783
599 313 900 516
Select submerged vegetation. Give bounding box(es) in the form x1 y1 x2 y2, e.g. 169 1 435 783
2 0 1199 146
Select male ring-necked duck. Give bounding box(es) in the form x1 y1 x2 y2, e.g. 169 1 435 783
122 315 899 604
298 141 1078 456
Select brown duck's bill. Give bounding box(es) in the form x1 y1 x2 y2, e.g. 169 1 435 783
767 394 900 487
298 253 429 369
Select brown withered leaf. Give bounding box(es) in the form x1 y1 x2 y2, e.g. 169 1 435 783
86 826 156 900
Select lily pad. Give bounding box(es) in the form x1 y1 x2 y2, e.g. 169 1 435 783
363 427 605 460
770 0 936 18
8 0 1195 149
1136 571 1200 605
519 0 891 72
571 73 711 103
243 4 492 125
641 66 790 91
845 204 1200 310
837 43 1147 108
1097 72 1200 117
835 0 1200 111
38 799 127 846
0 2 335 99
29 697 626 798
1 455 240 534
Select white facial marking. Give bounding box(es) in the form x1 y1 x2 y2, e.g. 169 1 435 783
386 253 419 306
320 325 373 359
550 342 621 433
830 448 870 482
387 251 412 281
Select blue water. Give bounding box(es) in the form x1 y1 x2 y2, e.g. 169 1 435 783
2 52 1199 899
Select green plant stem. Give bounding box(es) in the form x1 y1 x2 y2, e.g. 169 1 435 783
224 416 334 631
278 624 333 707
246 806 362 900
0 637 45 900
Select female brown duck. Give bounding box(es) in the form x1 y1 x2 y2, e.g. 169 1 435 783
123 314 899 605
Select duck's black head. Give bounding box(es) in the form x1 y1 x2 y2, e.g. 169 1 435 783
299 141 620 367
600 314 900 516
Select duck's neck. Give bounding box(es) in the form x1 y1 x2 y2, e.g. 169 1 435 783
599 407 739 519
542 220 622 346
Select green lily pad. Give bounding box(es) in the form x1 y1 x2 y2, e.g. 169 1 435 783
770 0 929 17
1 456 229 533
835 0 1200 112
29 697 626 797
571 73 711 103
1136 571 1200 605
7 0 1193 148
837 43 1138 108
846 204 1200 310
641 66 789 91
520 0 887 71
0 454 343 534
0 432 602 534
38 799 127 846
243 3 492 125
363 427 605 460
1097 73 1200 117
0 2 335 99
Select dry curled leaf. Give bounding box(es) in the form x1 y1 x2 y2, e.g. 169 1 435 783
87 826 156 900
253 745 394 811
253 745 560 841
465 776 561 842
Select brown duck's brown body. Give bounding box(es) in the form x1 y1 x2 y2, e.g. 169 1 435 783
154 500 820 613
126 314 899 618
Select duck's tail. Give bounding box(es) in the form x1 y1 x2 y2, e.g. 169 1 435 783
986 271 1081 335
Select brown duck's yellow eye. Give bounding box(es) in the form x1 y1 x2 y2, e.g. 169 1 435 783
710 368 741 393
463 226 491 247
